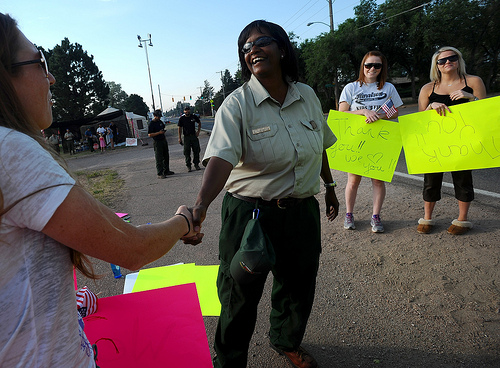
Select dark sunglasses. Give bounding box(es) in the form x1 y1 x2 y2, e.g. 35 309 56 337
436 54 459 65
364 63 383 70
241 36 277 54
11 50 49 77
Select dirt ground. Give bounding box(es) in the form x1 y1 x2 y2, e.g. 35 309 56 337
73 129 500 368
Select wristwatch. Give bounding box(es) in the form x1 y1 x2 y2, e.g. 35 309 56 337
324 181 337 188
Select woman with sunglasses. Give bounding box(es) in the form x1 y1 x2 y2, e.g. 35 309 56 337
183 20 339 368
339 51 403 233
417 46 486 235
0 13 197 367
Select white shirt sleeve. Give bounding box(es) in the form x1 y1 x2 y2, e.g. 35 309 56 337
0 128 75 231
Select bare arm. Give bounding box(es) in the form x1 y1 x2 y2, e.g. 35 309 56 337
320 150 339 221
196 116 202 137
418 83 432 112
148 130 164 138
42 186 195 271
182 156 233 245
450 75 486 101
339 101 381 123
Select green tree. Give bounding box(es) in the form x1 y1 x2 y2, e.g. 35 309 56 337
214 69 240 109
47 38 109 121
375 0 431 100
108 81 129 110
123 94 149 117
477 0 500 91
196 80 214 115
425 0 499 91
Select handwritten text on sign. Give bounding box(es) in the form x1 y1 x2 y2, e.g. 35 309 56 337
326 110 402 182
399 96 500 174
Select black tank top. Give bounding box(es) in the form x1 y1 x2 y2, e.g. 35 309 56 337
428 76 473 106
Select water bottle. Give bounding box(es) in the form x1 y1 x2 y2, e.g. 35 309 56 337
110 264 122 278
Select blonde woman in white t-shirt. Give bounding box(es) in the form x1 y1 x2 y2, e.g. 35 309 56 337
339 50 403 233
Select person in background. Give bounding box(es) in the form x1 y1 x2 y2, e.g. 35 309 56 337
0 13 197 367
106 125 113 149
417 46 486 235
64 128 75 155
84 127 94 152
339 50 403 233
109 121 118 149
98 133 106 153
48 132 60 153
178 106 201 172
148 109 174 179
96 123 106 137
183 20 339 368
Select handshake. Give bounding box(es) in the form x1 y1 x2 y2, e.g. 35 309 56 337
174 205 205 245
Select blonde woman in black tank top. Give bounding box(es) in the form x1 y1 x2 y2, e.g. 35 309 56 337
417 46 486 235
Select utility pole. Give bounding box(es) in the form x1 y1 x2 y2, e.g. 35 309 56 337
217 71 226 100
329 0 339 110
307 2 338 109
328 0 334 32
137 34 155 111
199 86 205 117
158 84 163 112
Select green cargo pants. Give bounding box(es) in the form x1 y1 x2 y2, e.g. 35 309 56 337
213 192 321 368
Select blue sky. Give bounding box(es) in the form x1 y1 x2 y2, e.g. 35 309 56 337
4 0 381 112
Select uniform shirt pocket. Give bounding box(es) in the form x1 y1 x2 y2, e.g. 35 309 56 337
300 120 322 154
245 123 285 167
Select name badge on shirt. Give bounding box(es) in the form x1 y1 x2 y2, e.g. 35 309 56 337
252 126 271 135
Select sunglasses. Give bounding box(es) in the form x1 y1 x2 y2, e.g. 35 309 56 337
11 50 49 77
437 54 459 65
241 36 277 54
364 63 383 70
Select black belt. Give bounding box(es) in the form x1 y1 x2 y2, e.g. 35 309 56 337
228 192 306 210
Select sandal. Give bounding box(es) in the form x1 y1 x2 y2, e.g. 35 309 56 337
417 218 435 234
447 219 473 235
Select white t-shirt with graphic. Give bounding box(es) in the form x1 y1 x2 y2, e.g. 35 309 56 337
0 127 94 367
339 81 403 112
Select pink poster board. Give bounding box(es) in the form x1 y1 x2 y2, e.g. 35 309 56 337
83 284 213 367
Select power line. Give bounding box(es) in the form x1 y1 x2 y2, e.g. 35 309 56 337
358 0 436 29
283 0 322 29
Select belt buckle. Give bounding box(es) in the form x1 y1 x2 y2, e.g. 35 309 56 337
277 198 289 209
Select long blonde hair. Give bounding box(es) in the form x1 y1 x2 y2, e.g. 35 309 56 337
0 13 96 279
430 46 467 83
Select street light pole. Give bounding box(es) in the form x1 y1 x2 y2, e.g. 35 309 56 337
217 70 226 100
158 84 163 112
328 0 335 32
137 34 156 111
307 1 340 110
199 86 205 117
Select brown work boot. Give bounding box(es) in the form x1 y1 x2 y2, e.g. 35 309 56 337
270 343 318 368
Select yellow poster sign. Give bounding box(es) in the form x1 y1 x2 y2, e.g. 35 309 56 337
326 110 402 182
399 96 500 174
